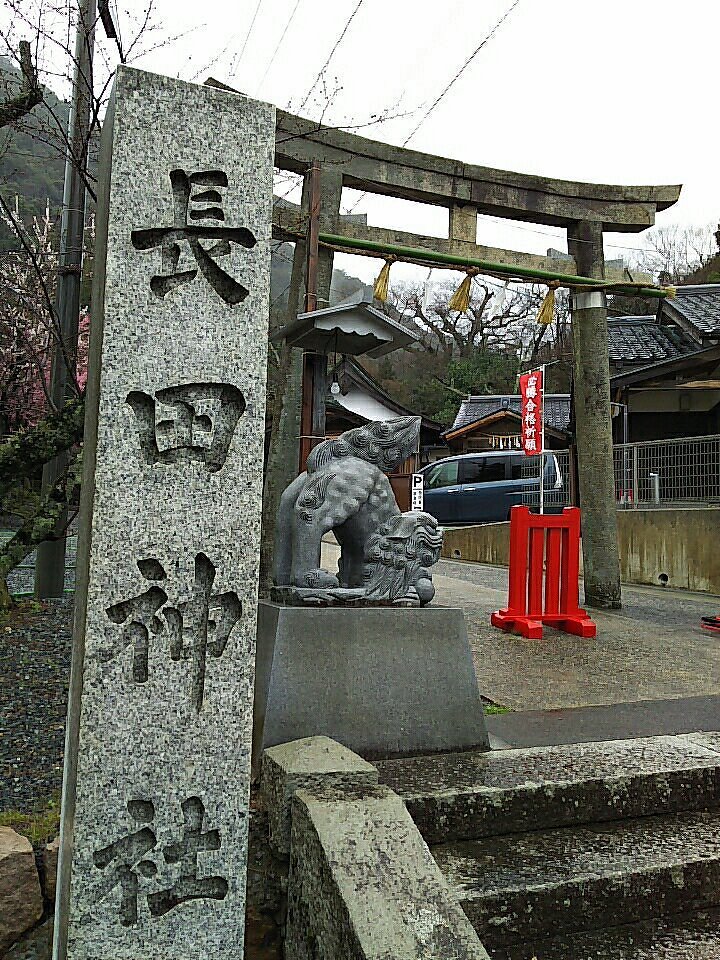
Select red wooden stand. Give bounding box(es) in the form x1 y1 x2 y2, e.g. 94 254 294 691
491 506 596 640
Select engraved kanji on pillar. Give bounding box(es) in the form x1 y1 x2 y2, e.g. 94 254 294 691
54 67 273 960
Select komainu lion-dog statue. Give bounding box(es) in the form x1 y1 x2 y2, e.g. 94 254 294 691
273 417 443 605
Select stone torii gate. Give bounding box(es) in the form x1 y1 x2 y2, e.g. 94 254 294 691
253 94 681 609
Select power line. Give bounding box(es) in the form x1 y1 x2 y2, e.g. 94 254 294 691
266 1 661 270
229 0 265 78
338 189 664 261
297 0 365 114
259 0 303 90
345 0 522 215
271 240 295 265
389 0 466 111
479 214 661 257
402 0 523 146
271 280 293 308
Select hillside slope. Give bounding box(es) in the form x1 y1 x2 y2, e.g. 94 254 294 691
0 57 68 247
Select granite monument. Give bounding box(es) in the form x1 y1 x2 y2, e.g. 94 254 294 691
54 67 273 960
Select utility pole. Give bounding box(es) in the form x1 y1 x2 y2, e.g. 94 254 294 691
567 220 622 609
35 0 97 598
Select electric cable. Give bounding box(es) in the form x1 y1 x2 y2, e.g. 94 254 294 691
259 0 303 90
229 0 265 78
403 0 523 145
345 0 522 214
297 0 365 114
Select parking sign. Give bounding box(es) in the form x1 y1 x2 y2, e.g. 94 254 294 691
411 473 424 511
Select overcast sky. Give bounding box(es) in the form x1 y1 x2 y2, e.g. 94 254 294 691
28 0 720 282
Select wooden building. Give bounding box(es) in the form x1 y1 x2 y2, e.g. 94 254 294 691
325 357 445 509
609 285 720 442
439 285 720 451
325 357 445 464
442 395 571 453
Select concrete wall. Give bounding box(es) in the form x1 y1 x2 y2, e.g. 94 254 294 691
442 523 512 568
617 508 720 594
441 508 720 595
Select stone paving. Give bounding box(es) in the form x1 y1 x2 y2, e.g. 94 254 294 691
322 543 720 711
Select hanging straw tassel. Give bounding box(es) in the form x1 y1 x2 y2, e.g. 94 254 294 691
448 266 480 313
373 255 396 302
536 281 559 325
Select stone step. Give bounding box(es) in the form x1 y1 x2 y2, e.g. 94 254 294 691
491 909 720 960
431 810 720 948
375 733 720 843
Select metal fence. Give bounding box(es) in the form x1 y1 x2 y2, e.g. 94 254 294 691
521 435 720 510
520 450 572 509
614 435 720 508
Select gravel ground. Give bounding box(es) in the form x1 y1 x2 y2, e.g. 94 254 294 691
0 599 73 813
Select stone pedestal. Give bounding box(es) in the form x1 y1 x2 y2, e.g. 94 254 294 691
254 603 489 761
54 67 274 960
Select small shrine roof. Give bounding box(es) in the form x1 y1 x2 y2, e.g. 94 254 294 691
446 395 571 437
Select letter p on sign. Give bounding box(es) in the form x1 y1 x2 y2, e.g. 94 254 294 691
411 473 424 511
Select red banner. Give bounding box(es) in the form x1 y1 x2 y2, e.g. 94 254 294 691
520 369 543 456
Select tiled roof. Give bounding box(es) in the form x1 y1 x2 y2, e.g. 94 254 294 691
448 395 571 434
662 285 720 338
607 317 699 366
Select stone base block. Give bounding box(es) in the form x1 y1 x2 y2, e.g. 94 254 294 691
286 783 491 960
261 736 378 857
254 602 489 761
0 828 43 954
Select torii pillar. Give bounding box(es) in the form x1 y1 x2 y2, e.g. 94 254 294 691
568 221 621 608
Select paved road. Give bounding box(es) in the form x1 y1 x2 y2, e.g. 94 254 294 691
322 542 720 712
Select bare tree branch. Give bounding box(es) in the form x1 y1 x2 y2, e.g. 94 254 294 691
629 224 717 284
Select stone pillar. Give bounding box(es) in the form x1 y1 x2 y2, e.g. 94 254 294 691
567 221 621 609
54 67 274 960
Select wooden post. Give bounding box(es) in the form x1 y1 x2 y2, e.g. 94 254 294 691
299 354 328 471
259 164 341 590
305 161 321 312
567 221 621 608
299 161 328 472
